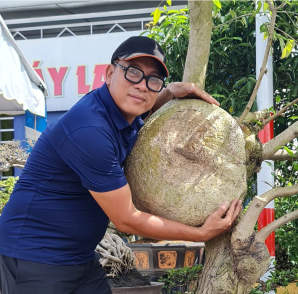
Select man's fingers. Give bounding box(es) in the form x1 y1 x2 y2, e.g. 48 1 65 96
232 200 242 221
224 199 242 223
195 90 220 106
219 199 242 220
215 201 230 218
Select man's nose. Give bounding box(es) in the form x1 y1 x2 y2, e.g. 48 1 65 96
135 77 148 92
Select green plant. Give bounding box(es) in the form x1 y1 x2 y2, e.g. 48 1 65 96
0 177 18 213
249 267 298 293
274 145 298 265
158 265 203 294
144 6 189 84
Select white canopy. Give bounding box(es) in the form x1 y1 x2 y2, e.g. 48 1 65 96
0 14 47 117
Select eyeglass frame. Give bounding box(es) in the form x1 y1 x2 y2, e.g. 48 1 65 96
113 62 166 93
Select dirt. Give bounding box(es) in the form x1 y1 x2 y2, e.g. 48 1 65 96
107 268 151 288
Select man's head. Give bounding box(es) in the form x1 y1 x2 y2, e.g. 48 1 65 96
111 36 169 78
106 36 169 124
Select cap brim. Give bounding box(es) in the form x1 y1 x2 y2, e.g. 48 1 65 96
119 53 169 78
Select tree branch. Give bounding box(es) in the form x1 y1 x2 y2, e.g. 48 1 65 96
238 3 277 124
276 2 287 11
266 149 297 161
262 121 298 160
213 13 253 30
274 26 298 45
231 185 298 244
256 210 298 243
262 98 298 127
183 0 213 89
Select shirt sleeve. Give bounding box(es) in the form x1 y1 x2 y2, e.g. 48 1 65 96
59 126 127 192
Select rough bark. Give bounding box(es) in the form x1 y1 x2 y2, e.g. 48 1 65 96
125 100 247 226
196 232 270 294
183 1 213 89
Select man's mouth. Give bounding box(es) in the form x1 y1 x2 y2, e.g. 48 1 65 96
129 94 146 102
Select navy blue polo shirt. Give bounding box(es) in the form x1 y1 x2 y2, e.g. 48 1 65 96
0 83 144 265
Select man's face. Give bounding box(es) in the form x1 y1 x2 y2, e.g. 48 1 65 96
105 56 163 124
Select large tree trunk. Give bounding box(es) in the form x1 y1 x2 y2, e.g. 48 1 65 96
196 232 271 293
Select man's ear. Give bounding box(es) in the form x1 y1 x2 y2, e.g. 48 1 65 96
105 64 114 87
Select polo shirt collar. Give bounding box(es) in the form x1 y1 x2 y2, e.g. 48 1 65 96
99 83 141 131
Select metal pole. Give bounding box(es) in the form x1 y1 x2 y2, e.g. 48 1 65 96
256 0 275 288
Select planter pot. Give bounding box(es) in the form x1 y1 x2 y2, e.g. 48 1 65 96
111 282 164 294
127 242 205 280
276 282 298 294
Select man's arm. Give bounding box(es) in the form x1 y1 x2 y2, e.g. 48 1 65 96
90 184 242 242
152 82 220 114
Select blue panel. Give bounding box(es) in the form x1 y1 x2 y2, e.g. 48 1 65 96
25 110 47 133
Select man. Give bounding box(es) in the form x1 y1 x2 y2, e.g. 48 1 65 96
0 36 242 294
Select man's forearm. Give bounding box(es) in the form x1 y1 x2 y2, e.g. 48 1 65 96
114 209 208 242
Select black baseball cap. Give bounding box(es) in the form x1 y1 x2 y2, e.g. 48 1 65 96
111 36 169 78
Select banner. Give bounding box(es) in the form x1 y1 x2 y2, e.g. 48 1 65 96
16 31 141 112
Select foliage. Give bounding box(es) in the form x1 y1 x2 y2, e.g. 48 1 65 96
250 267 298 293
145 1 298 118
158 265 203 294
0 177 18 213
158 263 297 294
207 1 257 117
144 6 189 83
274 145 298 264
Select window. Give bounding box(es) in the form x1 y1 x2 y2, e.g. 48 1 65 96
0 116 14 179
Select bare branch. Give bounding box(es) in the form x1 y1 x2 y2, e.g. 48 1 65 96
262 98 298 127
213 13 253 30
266 149 297 161
256 210 298 242
262 121 298 160
276 2 287 11
0 141 29 173
238 5 277 124
232 185 298 243
274 26 298 45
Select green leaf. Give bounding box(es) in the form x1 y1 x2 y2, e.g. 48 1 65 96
289 116 298 120
213 0 221 9
153 8 161 25
281 40 294 59
164 5 167 11
166 0 172 5
276 95 281 103
256 1 262 14
230 9 236 18
263 2 269 12
283 146 294 157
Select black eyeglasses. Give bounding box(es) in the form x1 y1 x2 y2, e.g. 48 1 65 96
113 62 165 93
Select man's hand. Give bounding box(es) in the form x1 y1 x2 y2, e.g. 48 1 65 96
199 199 242 241
166 82 220 106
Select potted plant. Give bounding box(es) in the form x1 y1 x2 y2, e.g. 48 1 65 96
127 240 205 281
158 265 203 294
96 232 164 294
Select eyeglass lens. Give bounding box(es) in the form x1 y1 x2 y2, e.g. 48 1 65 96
125 66 164 92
